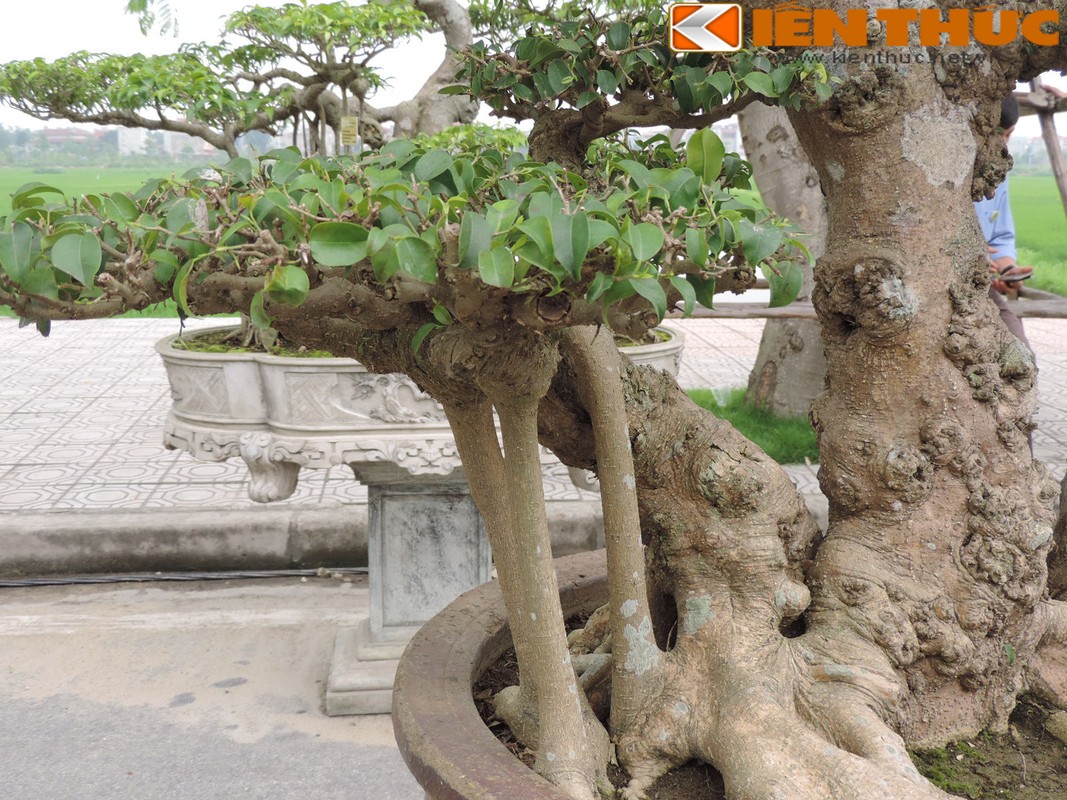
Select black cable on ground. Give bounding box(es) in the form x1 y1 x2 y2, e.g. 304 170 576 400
0 567 369 588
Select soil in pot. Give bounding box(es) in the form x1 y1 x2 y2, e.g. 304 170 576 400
170 328 336 358
474 646 1067 799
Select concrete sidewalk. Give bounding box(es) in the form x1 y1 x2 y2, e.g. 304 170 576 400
0 316 822 574
0 574 425 800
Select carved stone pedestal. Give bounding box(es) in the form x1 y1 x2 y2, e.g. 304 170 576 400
156 327 493 715
327 470 491 715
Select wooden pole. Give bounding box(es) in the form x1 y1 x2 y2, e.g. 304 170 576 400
1028 79 1067 220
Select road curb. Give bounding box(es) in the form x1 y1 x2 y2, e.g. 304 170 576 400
0 501 606 577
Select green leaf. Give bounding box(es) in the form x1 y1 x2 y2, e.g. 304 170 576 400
606 21 630 49
687 129 726 185
551 212 590 280
597 69 618 95
624 223 665 262
396 236 438 283
250 290 272 329
223 156 255 184
265 265 310 306
105 194 138 223
738 219 784 264
628 278 667 321
310 222 370 267
518 217 552 258
410 322 438 353
486 199 520 235
51 232 102 286
577 91 599 109
685 228 710 267
616 159 653 189
23 266 58 301
174 262 192 316
587 220 616 251
478 246 515 287
414 149 453 182
669 276 696 317
432 303 453 325
459 212 491 268
742 72 778 98
767 261 804 308
0 221 34 283
12 182 65 210
687 274 716 309
586 272 613 303
165 198 197 234
547 60 571 95
1004 642 1016 665
707 72 733 99
151 249 180 284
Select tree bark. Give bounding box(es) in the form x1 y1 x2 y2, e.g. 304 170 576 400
790 54 1058 747
739 104 828 417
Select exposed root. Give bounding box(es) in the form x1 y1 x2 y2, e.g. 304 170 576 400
1029 600 1067 709
492 680 613 797
493 685 543 750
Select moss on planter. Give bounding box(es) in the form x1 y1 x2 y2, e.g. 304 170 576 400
170 329 336 358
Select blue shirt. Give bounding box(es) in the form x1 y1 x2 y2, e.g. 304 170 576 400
974 180 1016 261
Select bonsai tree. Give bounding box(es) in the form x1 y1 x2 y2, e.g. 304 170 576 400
0 0 479 157
3 4 1067 800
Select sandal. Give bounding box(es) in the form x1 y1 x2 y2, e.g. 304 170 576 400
998 264 1033 284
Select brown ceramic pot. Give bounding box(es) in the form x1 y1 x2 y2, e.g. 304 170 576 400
392 549 608 800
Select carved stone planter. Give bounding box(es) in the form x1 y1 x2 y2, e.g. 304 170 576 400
393 549 608 800
619 323 685 376
156 326 464 501
156 325 491 715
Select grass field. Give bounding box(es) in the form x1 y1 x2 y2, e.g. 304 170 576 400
687 387 819 465
1011 175 1067 296
0 166 194 216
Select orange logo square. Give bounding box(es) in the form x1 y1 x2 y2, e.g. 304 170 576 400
669 3 743 52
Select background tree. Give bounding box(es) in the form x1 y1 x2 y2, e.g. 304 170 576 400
3 4 1067 800
739 104 828 416
0 0 478 158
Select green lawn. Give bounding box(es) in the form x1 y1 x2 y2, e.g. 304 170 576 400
687 387 819 465
1011 175 1067 295
0 166 193 215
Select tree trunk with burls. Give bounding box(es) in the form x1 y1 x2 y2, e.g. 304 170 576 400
519 18 1067 800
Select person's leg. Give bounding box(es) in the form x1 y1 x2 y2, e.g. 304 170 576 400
988 286 1031 351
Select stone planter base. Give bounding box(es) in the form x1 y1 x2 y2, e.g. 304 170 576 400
156 326 491 716
393 550 608 799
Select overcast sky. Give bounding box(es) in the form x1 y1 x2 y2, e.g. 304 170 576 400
0 1 1064 143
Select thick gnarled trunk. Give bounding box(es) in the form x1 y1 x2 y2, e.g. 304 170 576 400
791 63 1058 745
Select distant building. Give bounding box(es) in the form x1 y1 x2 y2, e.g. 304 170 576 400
116 127 221 159
712 120 743 155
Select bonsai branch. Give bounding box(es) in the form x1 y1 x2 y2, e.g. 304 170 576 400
561 325 660 732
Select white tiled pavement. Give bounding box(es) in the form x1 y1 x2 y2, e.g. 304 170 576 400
2 316 1066 514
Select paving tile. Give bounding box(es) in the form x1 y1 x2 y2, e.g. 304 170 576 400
51 484 155 510
5 316 1067 517
0 485 71 509
0 464 89 487
85 460 177 484
161 459 250 483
